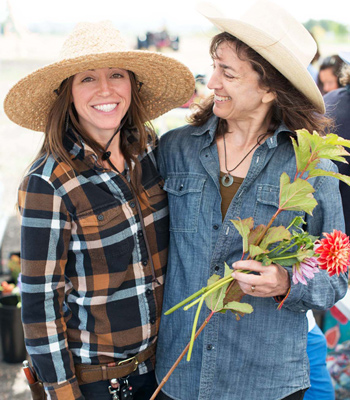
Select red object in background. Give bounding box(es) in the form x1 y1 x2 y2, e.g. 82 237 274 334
330 305 349 324
325 324 341 349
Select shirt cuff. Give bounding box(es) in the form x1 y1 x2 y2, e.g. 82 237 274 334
44 376 84 400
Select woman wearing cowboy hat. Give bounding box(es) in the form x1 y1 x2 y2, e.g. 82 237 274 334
155 1 347 399
4 21 194 400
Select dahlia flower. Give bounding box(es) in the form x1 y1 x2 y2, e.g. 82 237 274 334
315 230 350 277
292 256 319 285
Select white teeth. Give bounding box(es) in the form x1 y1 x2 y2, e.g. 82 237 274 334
215 95 231 102
93 103 117 112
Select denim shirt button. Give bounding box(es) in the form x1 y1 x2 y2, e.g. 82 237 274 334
214 265 220 271
213 224 219 230
207 344 214 350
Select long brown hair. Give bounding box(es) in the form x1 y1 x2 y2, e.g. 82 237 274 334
189 32 332 136
33 71 155 196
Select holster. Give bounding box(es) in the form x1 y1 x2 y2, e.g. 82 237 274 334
28 380 47 400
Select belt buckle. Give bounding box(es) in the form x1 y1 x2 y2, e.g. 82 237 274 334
117 355 139 372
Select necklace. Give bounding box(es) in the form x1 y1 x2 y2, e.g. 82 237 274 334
221 132 260 187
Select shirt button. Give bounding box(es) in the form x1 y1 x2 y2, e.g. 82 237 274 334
213 224 219 230
150 318 156 324
146 289 152 296
207 344 214 350
142 260 148 266
214 265 220 271
138 231 143 237
130 201 136 208
97 214 104 221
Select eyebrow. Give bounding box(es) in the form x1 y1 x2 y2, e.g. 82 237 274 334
217 62 237 73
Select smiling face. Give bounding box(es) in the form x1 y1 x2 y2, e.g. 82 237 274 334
72 67 132 143
207 42 275 126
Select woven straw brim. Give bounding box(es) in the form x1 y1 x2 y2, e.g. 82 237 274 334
4 51 195 132
204 16 325 114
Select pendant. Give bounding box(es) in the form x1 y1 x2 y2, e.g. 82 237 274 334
221 173 234 187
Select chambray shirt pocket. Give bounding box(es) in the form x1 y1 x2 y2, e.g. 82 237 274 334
163 174 206 232
253 184 304 226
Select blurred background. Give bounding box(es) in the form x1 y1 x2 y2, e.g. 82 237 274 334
0 0 349 398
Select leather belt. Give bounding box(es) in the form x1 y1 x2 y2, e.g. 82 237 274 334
75 342 156 385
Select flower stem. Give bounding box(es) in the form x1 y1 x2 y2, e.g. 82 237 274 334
183 277 234 311
164 274 233 315
149 311 215 400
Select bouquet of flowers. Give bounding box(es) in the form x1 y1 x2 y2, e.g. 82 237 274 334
150 129 350 399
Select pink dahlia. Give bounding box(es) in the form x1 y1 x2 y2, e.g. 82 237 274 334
292 256 319 285
315 230 350 277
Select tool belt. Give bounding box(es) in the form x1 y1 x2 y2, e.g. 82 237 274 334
75 342 156 385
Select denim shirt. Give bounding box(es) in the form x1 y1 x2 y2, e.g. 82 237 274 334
155 115 348 400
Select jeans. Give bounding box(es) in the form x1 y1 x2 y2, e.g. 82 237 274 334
80 370 156 400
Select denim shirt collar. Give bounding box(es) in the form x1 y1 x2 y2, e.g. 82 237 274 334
190 115 293 148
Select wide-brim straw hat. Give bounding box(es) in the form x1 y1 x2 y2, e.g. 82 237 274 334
4 21 195 132
197 0 325 114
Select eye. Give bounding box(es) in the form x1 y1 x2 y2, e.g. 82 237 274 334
81 76 94 83
224 72 235 80
111 72 124 79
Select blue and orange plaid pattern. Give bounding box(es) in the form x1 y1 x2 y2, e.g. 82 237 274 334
18 130 169 399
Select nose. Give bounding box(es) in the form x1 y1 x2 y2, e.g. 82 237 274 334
207 69 222 91
97 75 112 96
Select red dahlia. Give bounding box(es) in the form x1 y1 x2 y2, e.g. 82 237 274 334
315 230 350 276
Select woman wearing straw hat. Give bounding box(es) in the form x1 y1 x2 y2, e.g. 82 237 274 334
4 21 194 400
155 1 347 399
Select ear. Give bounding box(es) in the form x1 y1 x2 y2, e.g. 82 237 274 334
262 90 276 104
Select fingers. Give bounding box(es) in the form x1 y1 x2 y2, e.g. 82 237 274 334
231 261 290 297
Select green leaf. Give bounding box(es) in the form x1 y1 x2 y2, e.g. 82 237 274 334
223 278 245 305
271 257 299 267
249 244 268 258
279 173 317 215
231 217 254 253
222 301 253 314
259 226 291 249
307 169 350 186
248 224 267 246
291 132 312 173
205 267 232 311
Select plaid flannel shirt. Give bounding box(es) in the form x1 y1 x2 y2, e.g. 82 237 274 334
18 129 169 399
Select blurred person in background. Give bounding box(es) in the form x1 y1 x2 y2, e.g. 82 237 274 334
3 21 194 400
324 52 350 236
318 55 346 95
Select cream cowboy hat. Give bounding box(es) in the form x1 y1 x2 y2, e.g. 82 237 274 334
4 21 195 132
197 0 325 113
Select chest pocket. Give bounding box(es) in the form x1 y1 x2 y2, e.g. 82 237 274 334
163 174 206 232
253 184 304 227
74 205 134 266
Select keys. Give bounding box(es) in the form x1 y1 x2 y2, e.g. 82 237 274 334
108 377 133 400
119 378 133 399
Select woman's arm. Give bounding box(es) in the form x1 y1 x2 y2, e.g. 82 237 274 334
19 173 83 399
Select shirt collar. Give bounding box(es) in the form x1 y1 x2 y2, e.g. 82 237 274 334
190 115 293 148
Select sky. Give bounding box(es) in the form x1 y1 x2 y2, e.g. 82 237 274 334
2 0 349 34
